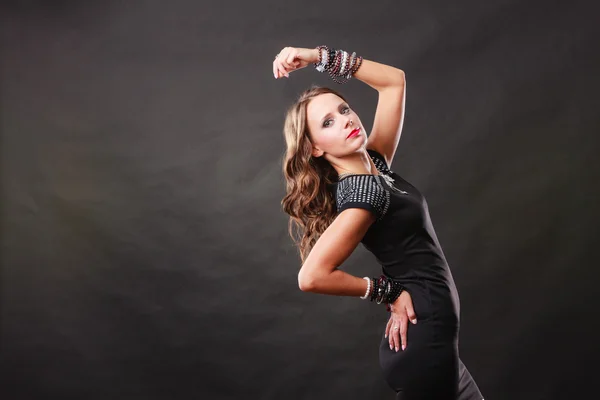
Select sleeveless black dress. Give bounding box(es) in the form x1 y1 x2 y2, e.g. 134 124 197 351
332 149 484 400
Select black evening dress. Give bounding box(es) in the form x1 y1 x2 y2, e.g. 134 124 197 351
332 149 484 400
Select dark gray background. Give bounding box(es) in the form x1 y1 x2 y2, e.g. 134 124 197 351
1 0 599 399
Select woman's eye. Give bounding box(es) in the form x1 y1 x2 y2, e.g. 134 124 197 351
323 107 350 127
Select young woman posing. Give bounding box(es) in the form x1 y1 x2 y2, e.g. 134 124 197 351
274 45 484 400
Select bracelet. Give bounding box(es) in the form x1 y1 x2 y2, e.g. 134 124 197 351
360 274 405 307
359 276 371 299
314 45 329 72
345 52 357 78
387 279 404 304
376 275 386 304
313 45 363 84
370 277 378 302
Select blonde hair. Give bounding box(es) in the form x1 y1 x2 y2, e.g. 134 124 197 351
280 85 349 263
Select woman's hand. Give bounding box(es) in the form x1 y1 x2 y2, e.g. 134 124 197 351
385 290 418 352
272 47 318 79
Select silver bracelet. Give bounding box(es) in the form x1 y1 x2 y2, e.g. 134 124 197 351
345 52 357 79
339 50 349 75
315 48 329 72
359 276 371 300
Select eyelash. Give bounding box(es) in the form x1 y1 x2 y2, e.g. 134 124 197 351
323 106 350 127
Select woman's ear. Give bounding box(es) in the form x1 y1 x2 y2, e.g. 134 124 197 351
312 146 324 158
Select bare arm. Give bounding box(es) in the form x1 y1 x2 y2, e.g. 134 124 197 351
298 208 375 296
352 59 406 166
353 58 406 92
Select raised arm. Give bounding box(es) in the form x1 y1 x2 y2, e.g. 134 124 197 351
352 59 406 167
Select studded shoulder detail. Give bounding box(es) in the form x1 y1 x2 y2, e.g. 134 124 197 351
336 174 390 221
367 149 392 174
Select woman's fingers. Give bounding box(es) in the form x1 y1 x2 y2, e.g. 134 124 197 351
279 48 292 69
279 65 288 78
389 317 401 352
273 47 304 79
280 59 292 69
388 319 396 350
276 58 288 78
399 291 417 324
273 49 284 78
399 318 408 351
388 308 416 352
276 48 290 77
274 64 286 78
285 50 298 69
391 318 405 352
405 302 418 324
273 47 299 78
385 316 392 339
384 291 420 352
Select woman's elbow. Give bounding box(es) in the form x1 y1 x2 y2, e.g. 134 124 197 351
298 271 317 292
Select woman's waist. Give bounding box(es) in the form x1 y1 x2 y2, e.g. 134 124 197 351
374 250 446 267
380 259 452 283
381 270 454 292
382 266 460 305
382 274 460 324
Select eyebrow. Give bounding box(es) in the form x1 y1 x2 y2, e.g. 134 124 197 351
321 102 348 124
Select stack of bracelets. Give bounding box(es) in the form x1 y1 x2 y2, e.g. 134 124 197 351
313 45 364 84
359 275 405 311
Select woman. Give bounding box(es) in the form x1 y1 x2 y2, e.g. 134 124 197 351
274 45 484 399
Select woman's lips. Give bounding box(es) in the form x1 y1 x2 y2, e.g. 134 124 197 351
347 127 361 138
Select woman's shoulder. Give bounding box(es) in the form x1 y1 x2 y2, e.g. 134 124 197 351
334 174 390 221
336 173 381 192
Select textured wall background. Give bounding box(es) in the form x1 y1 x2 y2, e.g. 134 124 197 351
1 0 599 399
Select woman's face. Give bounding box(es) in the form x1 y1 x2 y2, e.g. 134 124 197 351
306 93 366 158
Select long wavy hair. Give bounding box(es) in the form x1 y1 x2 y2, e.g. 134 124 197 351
281 85 349 263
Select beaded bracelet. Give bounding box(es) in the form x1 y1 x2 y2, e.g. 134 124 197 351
314 45 335 73
313 45 363 84
359 276 371 299
330 51 342 77
314 45 329 72
370 277 379 302
330 51 346 84
339 50 349 75
360 274 405 309
345 52 357 78
387 279 404 302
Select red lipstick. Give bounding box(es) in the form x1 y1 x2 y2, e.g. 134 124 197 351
347 127 361 138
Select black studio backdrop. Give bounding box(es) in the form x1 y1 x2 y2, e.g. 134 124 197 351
1 1 599 399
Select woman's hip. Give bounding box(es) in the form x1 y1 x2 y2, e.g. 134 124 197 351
378 318 460 394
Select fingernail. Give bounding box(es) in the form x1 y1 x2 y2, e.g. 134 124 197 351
412 319 417 324
395 347 399 352
390 344 393 350
402 345 405 351
385 334 387 338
